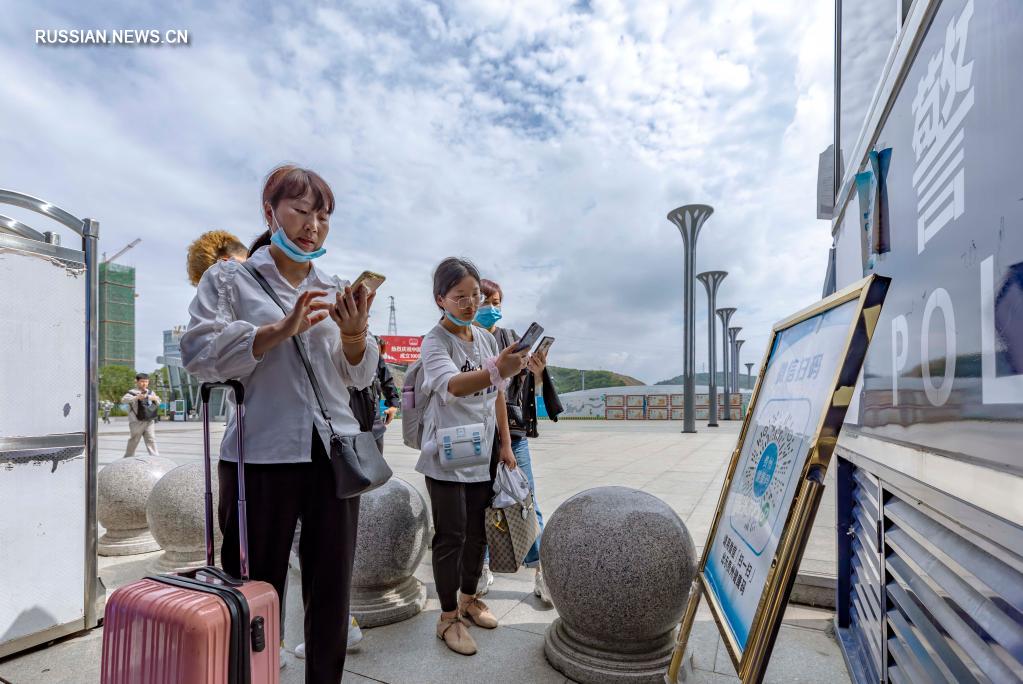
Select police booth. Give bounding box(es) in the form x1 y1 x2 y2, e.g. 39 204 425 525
828 0 1023 681
0 191 104 656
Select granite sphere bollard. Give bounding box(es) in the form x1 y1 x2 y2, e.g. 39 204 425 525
541 486 697 684
349 477 429 627
97 455 176 556
146 462 221 573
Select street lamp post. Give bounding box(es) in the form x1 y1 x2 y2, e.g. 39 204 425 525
716 308 736 419
745 362 755 390
697 271 727 427
734 339 745 417
667 205 714 434
728 326 742 417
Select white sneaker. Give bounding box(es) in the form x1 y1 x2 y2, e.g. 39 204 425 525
534 570 552 605
347 615 364 648
279 646 287 669
476 564 495 596
294 616 363 660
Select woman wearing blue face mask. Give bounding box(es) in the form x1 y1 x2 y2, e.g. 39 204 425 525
473 279 564 604
415 257 527 656
181 164 377 683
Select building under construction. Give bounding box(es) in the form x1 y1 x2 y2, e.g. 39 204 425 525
98 261 135 367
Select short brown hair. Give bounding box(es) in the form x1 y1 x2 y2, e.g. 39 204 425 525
187 230 247 286
250 164 336 255
480 279 503 302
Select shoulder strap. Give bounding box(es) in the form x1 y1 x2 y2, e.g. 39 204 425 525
241 262 338 436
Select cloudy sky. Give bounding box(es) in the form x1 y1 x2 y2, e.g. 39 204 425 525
3 0 834 385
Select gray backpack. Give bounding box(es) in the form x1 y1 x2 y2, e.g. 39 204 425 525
401 358 432 449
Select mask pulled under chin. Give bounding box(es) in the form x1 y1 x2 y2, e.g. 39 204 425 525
444 311 474 327
268 210 326 262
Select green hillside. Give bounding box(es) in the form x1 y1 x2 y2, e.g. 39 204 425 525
547 366 645 394
655 371 755 390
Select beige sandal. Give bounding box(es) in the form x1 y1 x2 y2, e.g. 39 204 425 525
459 595 499 629
437 614 477 655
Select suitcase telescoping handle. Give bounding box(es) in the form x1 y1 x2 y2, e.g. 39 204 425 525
200 381 251 581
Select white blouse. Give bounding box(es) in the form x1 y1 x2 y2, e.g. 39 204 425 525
180 246 378 464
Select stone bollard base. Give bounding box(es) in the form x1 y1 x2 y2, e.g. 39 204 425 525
545 617 678 684
98 528 161 556
350 576 427 628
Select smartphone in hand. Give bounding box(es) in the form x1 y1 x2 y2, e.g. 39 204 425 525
352 271 386 294
513 322 545 353
534 336 555 357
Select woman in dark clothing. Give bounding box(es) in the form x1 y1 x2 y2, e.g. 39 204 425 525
474 278 564 603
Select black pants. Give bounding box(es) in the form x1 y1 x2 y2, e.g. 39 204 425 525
424 432 500 612
219 429 359 684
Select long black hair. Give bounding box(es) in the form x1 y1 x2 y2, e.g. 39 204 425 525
433 257 481 309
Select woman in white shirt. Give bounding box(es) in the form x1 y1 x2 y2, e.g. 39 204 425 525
180 165 376 684
415 257 527 656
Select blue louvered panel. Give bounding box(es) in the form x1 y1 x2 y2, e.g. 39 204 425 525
884 494 1023 683
849 467 884 683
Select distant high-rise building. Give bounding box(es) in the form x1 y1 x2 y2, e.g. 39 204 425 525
98 261 135 367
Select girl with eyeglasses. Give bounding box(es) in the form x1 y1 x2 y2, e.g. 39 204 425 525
415 257 527 655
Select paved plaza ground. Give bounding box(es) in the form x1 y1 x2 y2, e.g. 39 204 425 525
0 419 848 683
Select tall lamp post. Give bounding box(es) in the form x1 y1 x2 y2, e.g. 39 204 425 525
716 308 736 419
734 339 745 417
668 204 714 434
696 271 727 427
745 362 755 390
728 326 742 419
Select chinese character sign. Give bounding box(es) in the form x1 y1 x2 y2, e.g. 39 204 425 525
704 298 859 651
912 0 974 253
379 335 422 364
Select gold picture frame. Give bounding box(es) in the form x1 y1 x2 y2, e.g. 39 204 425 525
666 274 890 684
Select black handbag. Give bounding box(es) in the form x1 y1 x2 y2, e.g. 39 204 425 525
135 396 159 421
242 263 392 499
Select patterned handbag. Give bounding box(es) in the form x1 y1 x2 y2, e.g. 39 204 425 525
484 494 541 574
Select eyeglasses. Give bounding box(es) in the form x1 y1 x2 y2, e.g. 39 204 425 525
445 294 485 309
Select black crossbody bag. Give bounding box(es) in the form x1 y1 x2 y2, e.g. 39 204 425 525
242 262 392 499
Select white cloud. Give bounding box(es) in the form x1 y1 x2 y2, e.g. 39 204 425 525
1 0 834 385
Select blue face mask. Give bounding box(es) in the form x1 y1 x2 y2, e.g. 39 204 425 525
444 311 474 327
269 209 326 262
474 305 502 328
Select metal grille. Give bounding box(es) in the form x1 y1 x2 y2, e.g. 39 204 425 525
883 492 1023 683
850 468 884 684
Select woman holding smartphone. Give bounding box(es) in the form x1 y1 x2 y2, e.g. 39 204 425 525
181 164 376 683
416 257 528 656
474 279 563 603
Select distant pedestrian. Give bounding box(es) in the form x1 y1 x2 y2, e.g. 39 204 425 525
122 373 160 457
100 400 113 424
348 337 401 454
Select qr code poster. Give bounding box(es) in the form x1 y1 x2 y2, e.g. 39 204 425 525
605 395 625 408
704 293 867 654
727 399 810 556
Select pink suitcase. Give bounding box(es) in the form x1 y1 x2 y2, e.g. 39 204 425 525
101 380 280 683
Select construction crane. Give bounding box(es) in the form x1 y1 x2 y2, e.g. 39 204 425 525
387 296 398 336
103 238 141 264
